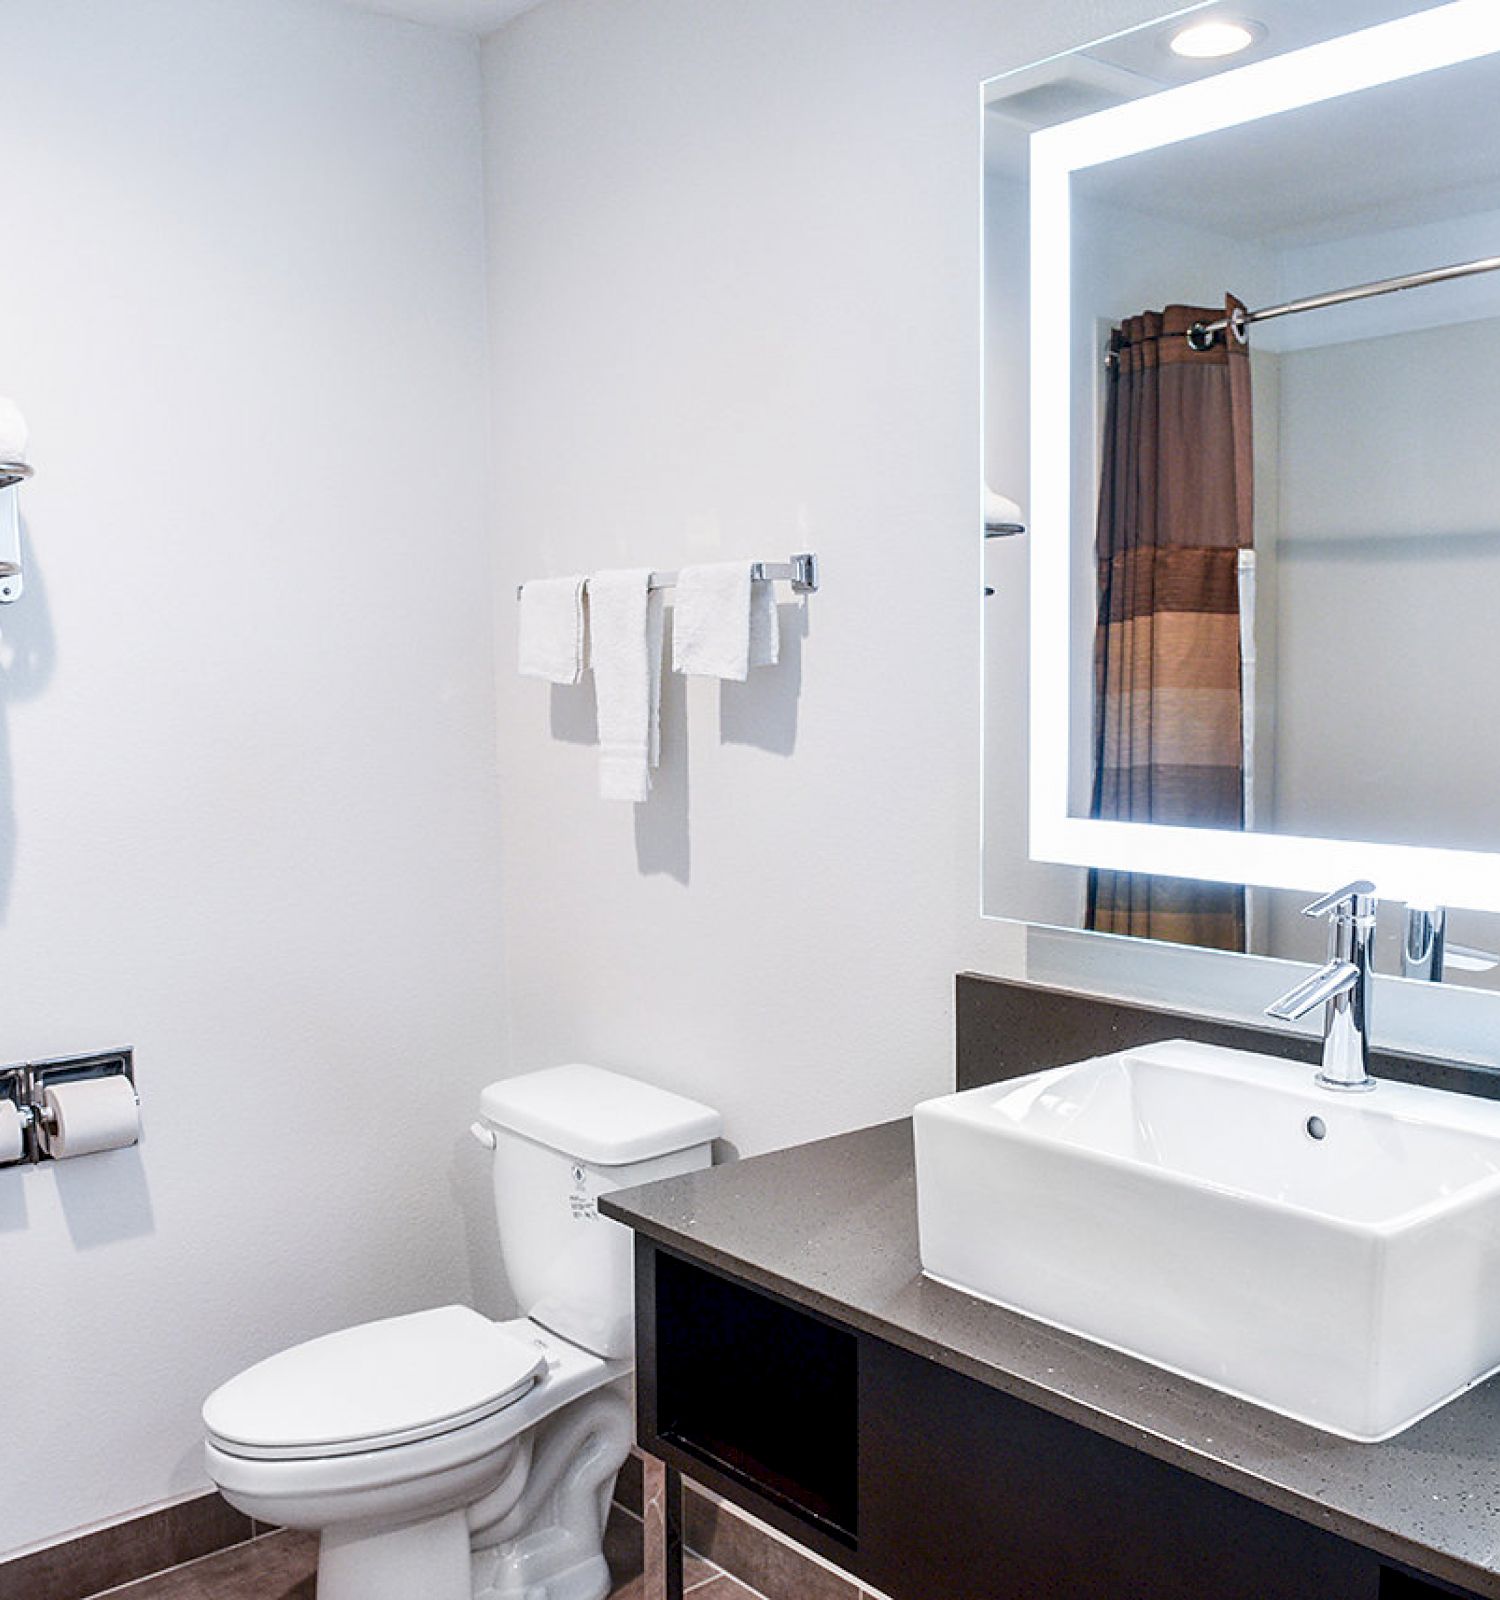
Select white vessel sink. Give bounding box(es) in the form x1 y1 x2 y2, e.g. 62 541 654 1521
914 1039 1500 1441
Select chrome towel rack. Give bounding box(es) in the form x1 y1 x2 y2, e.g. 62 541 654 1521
516 551 818 601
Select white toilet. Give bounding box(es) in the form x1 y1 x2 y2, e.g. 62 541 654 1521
203 1064 720 1600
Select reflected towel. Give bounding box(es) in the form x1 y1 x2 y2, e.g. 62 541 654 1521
0 399 29 465
671 562 778 681
589 568 666 803
518 575 587 684
985 485 1023 527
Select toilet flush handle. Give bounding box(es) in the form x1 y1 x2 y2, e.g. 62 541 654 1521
469 1120 497 1149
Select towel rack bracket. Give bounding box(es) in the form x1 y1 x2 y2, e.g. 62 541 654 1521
786 551 819 594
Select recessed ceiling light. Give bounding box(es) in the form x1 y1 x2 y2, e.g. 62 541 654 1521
1169 18 1261 59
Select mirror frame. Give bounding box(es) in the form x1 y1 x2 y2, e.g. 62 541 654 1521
1027 0 1500 910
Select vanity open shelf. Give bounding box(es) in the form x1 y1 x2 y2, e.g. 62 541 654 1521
648 1248 857 1545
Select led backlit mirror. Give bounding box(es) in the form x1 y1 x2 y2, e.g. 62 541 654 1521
982 0 1500 981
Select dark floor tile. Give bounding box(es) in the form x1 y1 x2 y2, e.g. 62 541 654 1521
158 1500 254 1573
96 1530 316 1600
2 1496 253 1600
604 1502 644 1588
615 1451 645 1516
688 1579 765 1600
610 1558 732 1600
683 1489 855 1600
684 1555 727 1591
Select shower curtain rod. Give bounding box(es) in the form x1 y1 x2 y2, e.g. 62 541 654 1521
1186 253 1500 351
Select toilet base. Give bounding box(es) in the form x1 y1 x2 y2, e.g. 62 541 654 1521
469 1385 632 1600
321 1508 474 1600
472 1534 610 1600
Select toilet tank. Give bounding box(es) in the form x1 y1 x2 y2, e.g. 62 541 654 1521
477 1065 720 1359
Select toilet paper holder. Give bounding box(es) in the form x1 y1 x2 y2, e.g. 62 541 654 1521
0 1048 136 1166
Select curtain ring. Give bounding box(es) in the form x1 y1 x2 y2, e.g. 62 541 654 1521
1186 322 1217 352
1230 305 1250 344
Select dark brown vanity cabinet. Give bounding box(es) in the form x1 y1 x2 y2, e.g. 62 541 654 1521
634 1242 1488 1600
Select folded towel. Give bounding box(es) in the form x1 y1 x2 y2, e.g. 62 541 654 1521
0 399 29 465
985 485 1023 527
671 562 779 681
518 575 588 683
589 568 666 803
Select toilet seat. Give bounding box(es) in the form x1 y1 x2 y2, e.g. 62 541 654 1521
204 1306 546 1461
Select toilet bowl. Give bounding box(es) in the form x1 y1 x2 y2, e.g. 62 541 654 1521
203 1066 720 1600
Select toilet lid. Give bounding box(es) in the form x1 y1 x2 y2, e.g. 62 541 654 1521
203 1306 547 1460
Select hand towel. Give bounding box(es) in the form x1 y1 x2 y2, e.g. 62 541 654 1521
671 562 779 681
518 575 587 684
985 485 1023 527
0 399 29 465
589 569 665 802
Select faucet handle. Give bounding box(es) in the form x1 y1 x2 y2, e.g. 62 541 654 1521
1301 880 1377 920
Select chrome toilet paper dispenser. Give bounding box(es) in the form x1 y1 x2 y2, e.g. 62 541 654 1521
0 1048 138 1167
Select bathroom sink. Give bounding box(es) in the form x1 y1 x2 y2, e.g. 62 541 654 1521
914 1039 1500 1441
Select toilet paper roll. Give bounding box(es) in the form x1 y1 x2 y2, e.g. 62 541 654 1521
0 1101 24 1165
44 1076 139 1158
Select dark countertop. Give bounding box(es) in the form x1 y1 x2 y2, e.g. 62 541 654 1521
602 1118 1500 1598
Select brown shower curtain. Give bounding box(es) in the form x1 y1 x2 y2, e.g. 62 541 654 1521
1086 299 1252 951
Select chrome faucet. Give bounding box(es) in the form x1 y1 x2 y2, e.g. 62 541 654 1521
1265 880 1377 1092
1401 904 1500 982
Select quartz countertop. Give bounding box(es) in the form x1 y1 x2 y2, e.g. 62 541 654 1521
601 1118 1500 1598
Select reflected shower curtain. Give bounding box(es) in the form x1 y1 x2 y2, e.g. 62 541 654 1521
1086 300 1252 951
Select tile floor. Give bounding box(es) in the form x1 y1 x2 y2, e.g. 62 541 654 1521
87 1511 760 1600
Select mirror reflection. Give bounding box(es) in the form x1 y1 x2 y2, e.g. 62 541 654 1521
982 0 1500 985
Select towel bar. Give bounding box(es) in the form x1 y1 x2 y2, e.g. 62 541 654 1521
516 552 818 601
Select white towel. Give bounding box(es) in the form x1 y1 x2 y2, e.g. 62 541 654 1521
518 575 587 684
589 569 665 802
671 562 779 681
0 399 29 465
985 485 1023 527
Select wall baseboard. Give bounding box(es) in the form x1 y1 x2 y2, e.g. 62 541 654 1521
1 1450 869 1600
0 1492 256 1600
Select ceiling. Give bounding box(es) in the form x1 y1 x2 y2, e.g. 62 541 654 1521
985 0 1441 171
333 0 546 34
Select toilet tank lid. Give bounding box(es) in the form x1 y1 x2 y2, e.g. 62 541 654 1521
479 1064 721 1166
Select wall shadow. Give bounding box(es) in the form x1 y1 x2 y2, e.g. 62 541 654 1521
446 1131 515 1320
549 674 598 743
0 1163 27 1231
0 520 58 923
719 601 806 756
635 610 689 884
54 1144 156 1248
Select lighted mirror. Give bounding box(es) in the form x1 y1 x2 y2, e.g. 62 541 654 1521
982 0 1500 983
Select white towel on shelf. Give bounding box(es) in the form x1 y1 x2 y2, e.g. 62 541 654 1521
0 399 29 465
985 485 1023 527
589 568 666 803
671 562 779 681
518 575 588 683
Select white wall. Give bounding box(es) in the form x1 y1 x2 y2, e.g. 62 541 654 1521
1266 315 1500 972
1275 318 1500 853
480 0 1198 1162
0 0 505 1557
